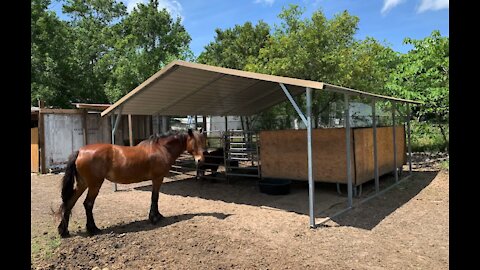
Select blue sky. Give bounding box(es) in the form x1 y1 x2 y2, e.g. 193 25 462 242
48 0 449 57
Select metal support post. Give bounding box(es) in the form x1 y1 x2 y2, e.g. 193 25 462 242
306 87 315 228
279 83 314 228
111 107 123 191
224 116 229 183
128 114 133 146
407 104 413 174
372 100 379 193
392 102 398 182
345 94 353 207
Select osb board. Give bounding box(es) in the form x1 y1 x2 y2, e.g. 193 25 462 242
260 129 355 183
31 128 39 172
353 126 406 185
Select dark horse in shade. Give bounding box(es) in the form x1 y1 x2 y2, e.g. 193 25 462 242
196 148 239 179
55 129 206 237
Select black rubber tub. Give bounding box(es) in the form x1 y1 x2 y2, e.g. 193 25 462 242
258 179 292 195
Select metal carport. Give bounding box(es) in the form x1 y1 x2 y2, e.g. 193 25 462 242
101 60 421 228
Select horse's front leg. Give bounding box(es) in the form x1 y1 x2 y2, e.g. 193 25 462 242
149 178 164 224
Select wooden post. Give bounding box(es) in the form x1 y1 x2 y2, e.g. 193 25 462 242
145 116 150 138
161 116 168 133
139 115 144 140
202 116 207 131
128 114 133 146
153 114 159 134
240 116 245 131
82 109 88 145
38 100 46 174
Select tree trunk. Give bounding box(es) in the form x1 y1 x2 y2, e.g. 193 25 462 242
438 124 449 153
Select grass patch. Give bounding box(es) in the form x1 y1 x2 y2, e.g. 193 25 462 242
440 160 449 170
31 229 61 261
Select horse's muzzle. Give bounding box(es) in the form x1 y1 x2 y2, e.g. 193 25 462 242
194 156 204 165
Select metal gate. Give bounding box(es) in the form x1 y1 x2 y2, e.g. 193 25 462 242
223 130 260 179
171 130 261 181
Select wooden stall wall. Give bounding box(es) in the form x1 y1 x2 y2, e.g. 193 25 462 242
353 126 406 185
260 128 355 183
260 126 406 185
31 128 39 172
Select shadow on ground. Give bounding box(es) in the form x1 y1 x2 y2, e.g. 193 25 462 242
134 170 438 230
328 170 439 230
73 212 231 237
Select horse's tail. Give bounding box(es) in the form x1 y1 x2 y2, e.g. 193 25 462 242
61 151 79 204
54 151 79 220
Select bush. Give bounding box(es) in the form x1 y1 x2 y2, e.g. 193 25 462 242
410 121 448 152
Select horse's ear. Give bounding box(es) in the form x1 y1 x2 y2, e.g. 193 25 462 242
188 128 193 137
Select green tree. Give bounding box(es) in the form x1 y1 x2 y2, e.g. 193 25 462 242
198 21 270 70
32 0 192 107
61 0 127 105
104 0 192 102
31 0 72 107
386 30 449 150
196 5 398 130
197 20 271 128
245 5 398 128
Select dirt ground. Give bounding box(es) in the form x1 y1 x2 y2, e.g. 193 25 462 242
31 154 448 270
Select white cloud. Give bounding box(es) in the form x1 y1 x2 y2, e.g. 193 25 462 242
124 0 144 13
381 0 449 15
158 0 183 20
417 0 449 13
254 0 275 6
123 0 184 20
310 0 323 7
381 0 406 15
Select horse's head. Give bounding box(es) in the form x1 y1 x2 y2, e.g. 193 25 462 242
186 128 206 164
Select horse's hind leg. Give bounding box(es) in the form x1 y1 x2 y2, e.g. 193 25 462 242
58 183 87 237
149 178 164 224
83 179 104 235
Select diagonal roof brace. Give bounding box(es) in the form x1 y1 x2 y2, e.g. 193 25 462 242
280 83 308 126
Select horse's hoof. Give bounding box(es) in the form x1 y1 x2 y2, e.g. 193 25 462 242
149 213 164 224
86 226 101 236
58 225 70 238
59 230 70 238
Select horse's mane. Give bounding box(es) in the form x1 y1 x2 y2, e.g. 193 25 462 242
138 130 186 146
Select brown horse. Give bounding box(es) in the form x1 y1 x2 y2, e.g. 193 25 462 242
56 129 206 237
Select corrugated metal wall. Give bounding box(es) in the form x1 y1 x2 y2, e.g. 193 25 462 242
41 112 151 172
43 114 84 171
